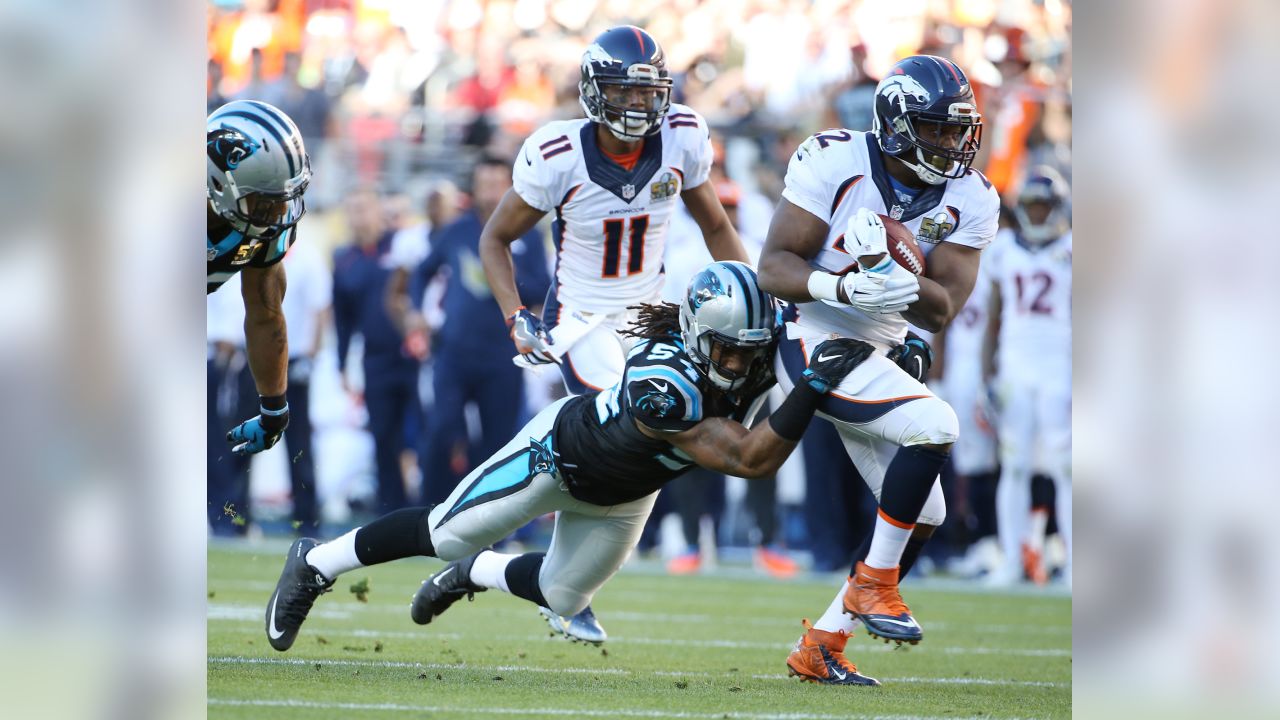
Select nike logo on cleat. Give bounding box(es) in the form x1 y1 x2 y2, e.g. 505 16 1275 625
817 353 839 362
830 667 847 680
432 566 456 587
267 593 285 640
872 617 920 629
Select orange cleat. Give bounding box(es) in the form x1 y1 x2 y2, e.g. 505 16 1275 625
666 550 701 575
842 561 922 645
785 619 880 686
754 545 798 578
1022 543 1048 586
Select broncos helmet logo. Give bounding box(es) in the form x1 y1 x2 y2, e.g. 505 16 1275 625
879 75 932 111
207 125 261 172
688 271 727 310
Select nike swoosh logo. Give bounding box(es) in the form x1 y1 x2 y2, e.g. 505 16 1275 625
267 593 285 640
432 566 455 587
872 616 920 628
524 150 533 166
831 667 847 680
817 353 839 362
648 379 669 392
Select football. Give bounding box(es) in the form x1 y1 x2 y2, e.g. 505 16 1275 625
881 214 926 275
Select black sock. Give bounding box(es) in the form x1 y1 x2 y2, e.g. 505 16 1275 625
898 531 931 579
504 552 548 608
878 445 950 526
352 506 436 566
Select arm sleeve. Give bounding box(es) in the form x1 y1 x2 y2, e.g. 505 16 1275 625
513 226 552 308
512 134 570 213
779 139 835 224
625 361 704 432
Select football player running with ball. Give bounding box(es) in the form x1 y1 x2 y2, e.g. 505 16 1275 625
263 263 874 655
758 56 1000 685
478 25 748 641
207 100 312 457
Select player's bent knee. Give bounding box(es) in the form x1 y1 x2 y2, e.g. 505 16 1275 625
542 583 592 617
431 534 485 563
901 397 959 446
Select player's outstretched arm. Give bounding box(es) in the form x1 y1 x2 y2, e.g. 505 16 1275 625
479 188 547 320
230 263 290 455
638 338 876 478
682 181 749 264
241 263 288 397
757 199 830 302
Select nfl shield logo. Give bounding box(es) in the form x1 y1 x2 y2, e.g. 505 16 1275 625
889 205 904 220
622 184 636 200
208 247 217 261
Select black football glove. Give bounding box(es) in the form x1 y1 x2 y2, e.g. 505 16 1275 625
227 395 290 456
887 331 933 383
801 338 876 394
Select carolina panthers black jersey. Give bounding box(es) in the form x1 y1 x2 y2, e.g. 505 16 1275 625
552 333 775 506
207 223 296 294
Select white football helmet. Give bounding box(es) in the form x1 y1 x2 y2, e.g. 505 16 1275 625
207 100 311 241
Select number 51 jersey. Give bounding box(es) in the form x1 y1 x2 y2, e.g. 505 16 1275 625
513 104 714 315
781 130 1001 346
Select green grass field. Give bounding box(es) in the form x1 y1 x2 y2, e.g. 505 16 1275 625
209 540 1071 719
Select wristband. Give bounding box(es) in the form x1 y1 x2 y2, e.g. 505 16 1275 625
767 382 823 442
259 394 289 415
806 272 840 303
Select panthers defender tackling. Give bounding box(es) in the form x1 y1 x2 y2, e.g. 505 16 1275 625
758 56 999 685
478 25 747 642
207 100 312 457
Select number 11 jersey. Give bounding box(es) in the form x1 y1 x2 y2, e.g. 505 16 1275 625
513 104 714 315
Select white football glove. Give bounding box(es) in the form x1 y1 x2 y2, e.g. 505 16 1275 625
847 207 888 259
837 262 920 314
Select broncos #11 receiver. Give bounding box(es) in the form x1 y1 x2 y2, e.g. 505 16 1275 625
262 263 875 670
758 56 1000 684
207 100 312 456
480 25 748 396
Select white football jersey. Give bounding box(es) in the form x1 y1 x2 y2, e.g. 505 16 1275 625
512 104 713 314
781 130 1000 346
942 272 991 391
984 228 1072 377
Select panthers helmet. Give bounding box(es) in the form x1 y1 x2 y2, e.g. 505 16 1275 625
207 100 311 241
678 262 781 393
579 26 673 142
872 55 982 185
1013 166 1070 244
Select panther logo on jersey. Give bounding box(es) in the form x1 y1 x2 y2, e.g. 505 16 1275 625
637 390 676 418
879 75 931 111
650 172 678 201
527 436 556 475
207 125 261 172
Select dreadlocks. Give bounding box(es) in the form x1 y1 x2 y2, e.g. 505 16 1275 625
620 302 681 340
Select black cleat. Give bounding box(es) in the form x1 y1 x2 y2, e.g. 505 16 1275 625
265 538 334 652
411 552 487 625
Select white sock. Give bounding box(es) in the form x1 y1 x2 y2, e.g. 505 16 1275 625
468 550 517 592
304 528 363 580
865 510 914 570
812 580 859 634
1027 508 1049 552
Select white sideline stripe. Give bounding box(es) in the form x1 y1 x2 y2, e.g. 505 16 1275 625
210 656 1068 687
210 620 1070 656
209 601 1068 634
207 698 1042 720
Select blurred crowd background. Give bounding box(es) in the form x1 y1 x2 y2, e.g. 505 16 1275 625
206 0 1073 583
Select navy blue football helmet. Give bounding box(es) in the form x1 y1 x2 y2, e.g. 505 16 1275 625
579 26 673 142
1014 165 1070 244
872 55 982 185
